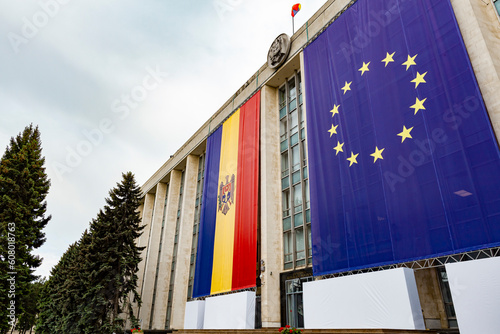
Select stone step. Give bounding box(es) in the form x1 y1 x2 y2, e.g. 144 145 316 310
173 329 438 334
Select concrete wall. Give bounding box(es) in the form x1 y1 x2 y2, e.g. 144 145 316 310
170 155 200 329
150 171 182 329
415 268 448 329
260 85 283 328
451 0 500 137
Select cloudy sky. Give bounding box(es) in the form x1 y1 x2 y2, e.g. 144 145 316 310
0 0 326 278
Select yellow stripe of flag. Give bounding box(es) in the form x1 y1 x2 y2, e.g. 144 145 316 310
211 109 240 294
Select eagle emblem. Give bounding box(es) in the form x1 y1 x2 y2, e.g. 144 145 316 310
218 174 235 215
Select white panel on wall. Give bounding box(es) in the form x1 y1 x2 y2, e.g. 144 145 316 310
303 268 424 329
203 291 255 329
446 257 500 334
184 300 205 329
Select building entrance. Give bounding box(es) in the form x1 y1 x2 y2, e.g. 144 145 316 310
284 277 313 328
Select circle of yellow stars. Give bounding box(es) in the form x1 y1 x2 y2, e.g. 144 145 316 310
328 52 428 167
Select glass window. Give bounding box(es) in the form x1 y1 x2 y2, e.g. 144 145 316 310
280 118 288 140
282 176 290 190
281 152 289 176
292 145 300 172
290 109 298 134
283 189 291 217
281 71 311 270
293 183 303 210
279 87 286 107
281 139 288 152
284 232 293 264
307 224 312 260
289 78 296 101
294 213 303 227
304 180 310 209
295 227 305 260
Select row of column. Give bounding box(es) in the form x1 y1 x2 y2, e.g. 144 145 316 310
132 155 199 330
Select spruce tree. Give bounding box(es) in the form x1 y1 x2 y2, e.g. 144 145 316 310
36 172 144 333
0 125 51 334
80 172 144 332
36 240 81 334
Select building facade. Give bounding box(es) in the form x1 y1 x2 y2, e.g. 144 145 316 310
130 0 500 331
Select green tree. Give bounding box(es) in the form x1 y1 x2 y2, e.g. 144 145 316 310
36 172 144 334
16 279 45 334
0 125 51 334
36 240 82 334
80 172 144 333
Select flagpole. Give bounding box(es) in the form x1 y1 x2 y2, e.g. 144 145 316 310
292 16 295 35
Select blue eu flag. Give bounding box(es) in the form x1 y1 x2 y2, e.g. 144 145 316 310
304 0 500 276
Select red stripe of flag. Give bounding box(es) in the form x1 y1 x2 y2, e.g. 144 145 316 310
232 91 260 291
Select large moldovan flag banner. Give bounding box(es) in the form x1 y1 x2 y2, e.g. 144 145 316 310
304 0 500 276
193 92 260 297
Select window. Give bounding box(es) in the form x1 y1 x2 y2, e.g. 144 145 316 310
437 267 458 328
495 0 500 15
280 71 311 270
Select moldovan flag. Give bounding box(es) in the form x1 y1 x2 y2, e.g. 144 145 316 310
292 3 301 17
193 91 260 298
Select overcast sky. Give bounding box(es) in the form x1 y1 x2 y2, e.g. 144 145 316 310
0 0 326 278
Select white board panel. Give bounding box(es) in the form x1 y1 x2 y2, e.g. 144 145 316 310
446 257 500 334
303 268 424 329
184 300 205 329
203 291 255 329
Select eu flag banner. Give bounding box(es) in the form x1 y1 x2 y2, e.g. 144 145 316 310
193 91 260 298
304 0 500 276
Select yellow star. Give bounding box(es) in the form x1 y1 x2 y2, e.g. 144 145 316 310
370 147 385 163
333 141 344 155
402 54 417 71
410 97 427 115
328 124 338 137
342 81 352 94
411 72 427 88
398 126 414 143
358 62 370 76
330 104 340 117
347 152 359 167
381 52 395 67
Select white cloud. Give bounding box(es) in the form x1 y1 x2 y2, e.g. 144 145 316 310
1 0 327 277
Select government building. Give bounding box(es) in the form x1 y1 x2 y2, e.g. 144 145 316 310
128 1 500 333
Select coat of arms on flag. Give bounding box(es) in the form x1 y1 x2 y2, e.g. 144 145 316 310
218 174 235 215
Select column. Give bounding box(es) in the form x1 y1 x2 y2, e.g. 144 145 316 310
139 182 168 329
135 193 155 325
126 204 144 329
450 0 500 136
260 84 283 328
170 155 200 329
151 171 182 329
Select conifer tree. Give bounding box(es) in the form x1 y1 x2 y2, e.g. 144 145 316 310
0 125 51 334
80 172 144 332
36 240 81 334
35 172 144 333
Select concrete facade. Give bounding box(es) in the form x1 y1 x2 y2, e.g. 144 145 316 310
130 0 500 331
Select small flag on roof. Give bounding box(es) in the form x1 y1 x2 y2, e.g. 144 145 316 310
292 3 301 17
